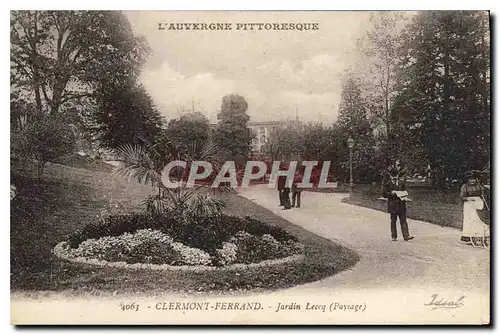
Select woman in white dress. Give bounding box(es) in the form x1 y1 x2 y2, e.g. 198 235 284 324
460 171 487 244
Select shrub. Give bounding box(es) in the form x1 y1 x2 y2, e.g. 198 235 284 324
70 236 128 260
12 114 75 178
243 217 298 242
150 214 297 255
214 242 238 266
125 239 180 265
186 195 226 219
68 213 174 248
229 231 303 264
170 242 212 266
69 212 299 260
167 215 245 254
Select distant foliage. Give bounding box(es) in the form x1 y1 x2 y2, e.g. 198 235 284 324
335 73 381 182
213 94 252 161
166 112 210 149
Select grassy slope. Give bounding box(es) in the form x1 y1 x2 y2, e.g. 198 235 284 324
11 161 359 297
341 183 462 229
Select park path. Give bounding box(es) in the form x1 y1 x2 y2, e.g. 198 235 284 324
238 185 490 294
11 182 491 324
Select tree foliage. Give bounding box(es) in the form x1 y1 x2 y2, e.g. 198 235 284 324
213 94 252 161
335 73 381 181
392 11 490 187
357 12 406 162
262 121 304 161
166 112 210 150
11 10 156 154
87 82 164 150
10 10 149 115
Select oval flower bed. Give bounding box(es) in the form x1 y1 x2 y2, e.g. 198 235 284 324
54 213 305 271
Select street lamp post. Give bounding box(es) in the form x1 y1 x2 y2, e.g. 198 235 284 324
347 137 354 195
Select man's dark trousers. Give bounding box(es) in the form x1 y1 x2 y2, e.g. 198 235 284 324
282 187 291 209
292 190 301 207
383 177 410 240
390 202 409 240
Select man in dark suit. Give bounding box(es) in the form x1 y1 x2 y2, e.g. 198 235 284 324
277 175 285 206
277 175 292 209
382 169 414 242
282 184 292 210
291 171 303 208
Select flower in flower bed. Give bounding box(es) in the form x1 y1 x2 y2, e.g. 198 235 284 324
64 229 211 266
170 242 212 266
126 239 180 265
282 239 305 255
214 242 238 266
229 231 304 264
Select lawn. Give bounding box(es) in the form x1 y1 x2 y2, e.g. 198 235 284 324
11 160 359 297
342 183 463 229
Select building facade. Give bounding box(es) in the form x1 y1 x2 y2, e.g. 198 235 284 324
247 121 285 153
210 120 286 153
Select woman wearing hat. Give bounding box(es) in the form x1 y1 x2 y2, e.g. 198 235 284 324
460 170 486 243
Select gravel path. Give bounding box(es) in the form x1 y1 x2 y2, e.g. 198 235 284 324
238 185 490 293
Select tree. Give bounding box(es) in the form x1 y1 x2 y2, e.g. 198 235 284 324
213 94 252 161
166 112 210 150
262 120 304 161
11 11 149 115
262 126 283 161
356 12 407 175
11 10 152 158
393 11 490 188
335 72 380 182
301 123 335 161
87 82 164 150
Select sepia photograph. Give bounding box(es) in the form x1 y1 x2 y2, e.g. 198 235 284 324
9 10 491 325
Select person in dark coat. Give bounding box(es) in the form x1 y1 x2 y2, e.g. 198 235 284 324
291 171 303 208
282 184 292 210
382 169 414 241
277 175 286 206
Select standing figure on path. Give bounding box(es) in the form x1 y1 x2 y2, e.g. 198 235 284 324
277 175 286 206
282 184 292 210
291 171 303 208
459 171 486 243
382 169 414 242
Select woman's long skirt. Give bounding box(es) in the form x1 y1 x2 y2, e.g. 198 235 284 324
461 196 488 242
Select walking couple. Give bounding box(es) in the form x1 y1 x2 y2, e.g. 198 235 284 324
277 172 303 210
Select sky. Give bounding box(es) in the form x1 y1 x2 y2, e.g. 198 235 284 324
125 11 375 124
